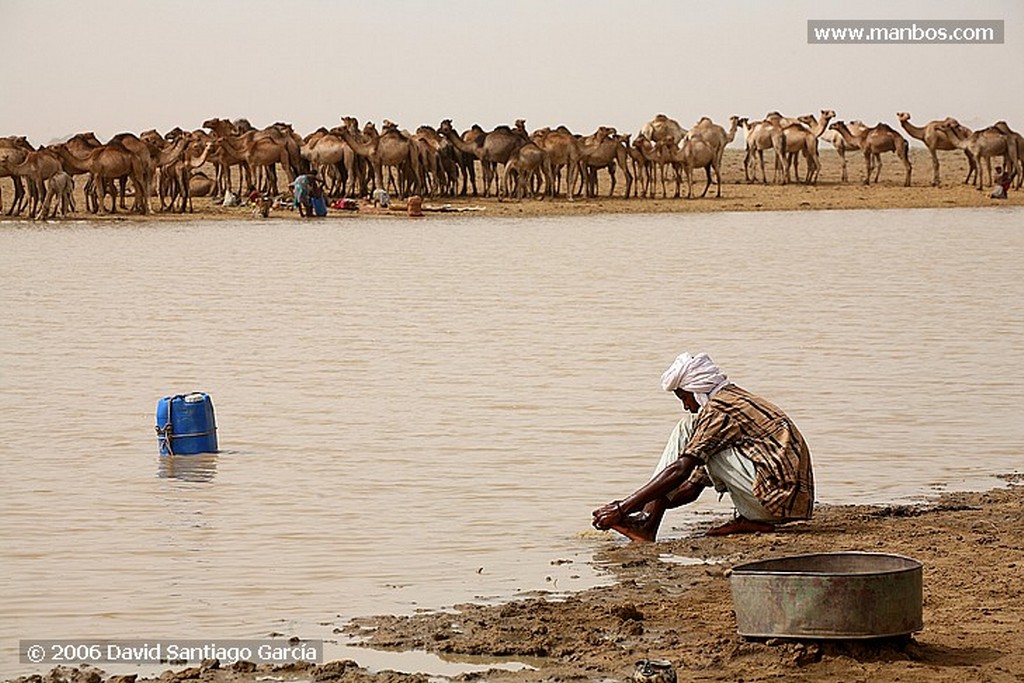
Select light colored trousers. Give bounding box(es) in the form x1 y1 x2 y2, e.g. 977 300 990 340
652 412 776 522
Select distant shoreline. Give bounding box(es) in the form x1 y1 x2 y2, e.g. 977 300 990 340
2 149 1020 223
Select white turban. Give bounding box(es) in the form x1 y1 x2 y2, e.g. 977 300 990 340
660 352 730 407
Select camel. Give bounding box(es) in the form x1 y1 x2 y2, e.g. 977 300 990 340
38 171 75 219
992 121 1024 189
337 119 421 199
940 122 1019 190
897 113 977 186
639 114 686 145
189 171 215 197
154 136 214 212
503 140 554 200
415 125 460 196
9 147 64 219
1 136 34 215
739 117 785 183
687 116 739 184
829 121 912 186
577 127 632 198
437 120 521 198
797 115 868 182
623 134 653 198
780 110 834 185
530 127 581 199
212 132 295 196
302 129 357 196
658 134 721 199
631 135 678 198
53 141 148 213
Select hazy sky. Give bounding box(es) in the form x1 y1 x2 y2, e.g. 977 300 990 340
1 0 1021 145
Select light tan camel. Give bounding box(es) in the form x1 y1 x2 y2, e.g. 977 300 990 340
897 112 977 186
38 171 75 219
780 110 834 185
941 122 1019 189
639 114 686 145
829 121 912 186
797 115 869 182
302 129 357 196
687 116 738 184
154 136 214 212
503 140 554 200
632 135 678 198
739 117 785 184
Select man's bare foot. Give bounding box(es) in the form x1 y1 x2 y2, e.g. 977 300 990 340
705 517 775 536
609 521 656 542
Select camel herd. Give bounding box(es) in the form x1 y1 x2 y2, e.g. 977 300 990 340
1 111 1021 219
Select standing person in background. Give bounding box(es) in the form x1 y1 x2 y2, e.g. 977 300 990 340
592 352 815 541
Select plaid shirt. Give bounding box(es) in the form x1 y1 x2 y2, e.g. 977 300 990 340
683 384 814 520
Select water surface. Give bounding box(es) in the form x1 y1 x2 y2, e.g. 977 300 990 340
2 207 1022 678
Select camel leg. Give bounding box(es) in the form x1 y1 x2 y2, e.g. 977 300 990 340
757 150 767 185
930 148 941 186
903 152 912 187
700 165 711 198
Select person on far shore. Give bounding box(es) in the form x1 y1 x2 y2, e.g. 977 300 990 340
991 166 1014 200
291 169 322 217
592 352 815 541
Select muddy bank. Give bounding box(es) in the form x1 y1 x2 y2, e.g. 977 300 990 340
10 476 1023 683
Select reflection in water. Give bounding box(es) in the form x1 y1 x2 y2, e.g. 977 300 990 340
2 208 1023 679
158 453 219 483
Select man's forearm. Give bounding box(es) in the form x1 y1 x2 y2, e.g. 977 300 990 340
620 455 701 513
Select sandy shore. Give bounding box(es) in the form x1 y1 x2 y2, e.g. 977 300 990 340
2 149 1021 222
9 476 1023 683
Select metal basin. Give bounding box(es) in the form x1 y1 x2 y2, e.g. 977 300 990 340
729 552 923 639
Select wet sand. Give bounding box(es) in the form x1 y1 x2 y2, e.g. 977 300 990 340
9 476 1023 683
2 149 1021 222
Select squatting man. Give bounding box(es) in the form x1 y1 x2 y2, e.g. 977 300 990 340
592 352 815 540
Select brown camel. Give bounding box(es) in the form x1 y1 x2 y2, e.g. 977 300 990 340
797 115 868 182
530 127 581 199
10 147 64 219
829 121 912 186
337 120 421 198
941 122 1019 189
658 134 721 199
53 141 148 214
575 127 632 198
992 121 1024 188
897 112 977 186
437 120 521 198
1 136 34 215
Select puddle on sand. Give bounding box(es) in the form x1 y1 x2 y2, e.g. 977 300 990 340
323 641 537 678
658 554 708 566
